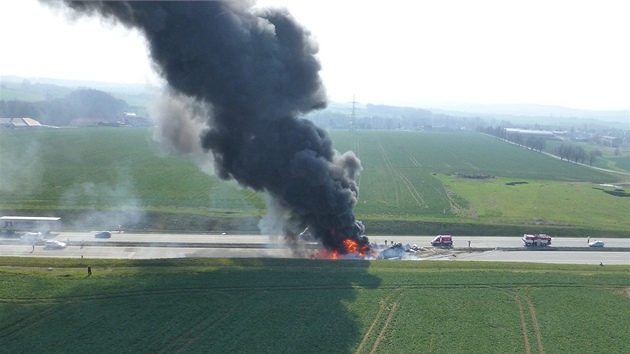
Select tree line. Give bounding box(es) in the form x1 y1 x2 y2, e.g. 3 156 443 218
481 126 603 166
553 144 602 165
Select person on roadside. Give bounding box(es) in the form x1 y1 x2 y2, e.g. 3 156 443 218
88 265 92 276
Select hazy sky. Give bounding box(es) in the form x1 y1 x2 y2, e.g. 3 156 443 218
1 0 628 110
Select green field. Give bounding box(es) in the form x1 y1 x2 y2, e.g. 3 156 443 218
1 258 628 353
1 128 628 236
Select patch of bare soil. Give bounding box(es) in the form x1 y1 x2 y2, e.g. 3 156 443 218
612 287 630 298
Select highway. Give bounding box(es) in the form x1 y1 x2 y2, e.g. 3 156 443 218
1 232 628 265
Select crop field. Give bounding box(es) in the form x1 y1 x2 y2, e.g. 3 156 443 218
330 130 629 232
1 258 628 353
0 128 262 213
0 128 628 235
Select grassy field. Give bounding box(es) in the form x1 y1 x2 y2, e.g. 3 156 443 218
0 128 628 236
1 258 628 353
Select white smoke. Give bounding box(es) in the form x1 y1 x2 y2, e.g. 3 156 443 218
149 90 215 175
61 166 146 230
0 137 44 193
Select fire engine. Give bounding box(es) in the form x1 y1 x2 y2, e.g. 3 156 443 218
522 233 552 247
431 235 453 247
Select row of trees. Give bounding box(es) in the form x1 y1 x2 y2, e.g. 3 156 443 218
554 144 602 165
481 126 603 166
0 89 128 126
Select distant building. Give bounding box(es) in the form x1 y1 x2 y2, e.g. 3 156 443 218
122 112 153 127
71 113 152 127
71 117 123 127
504 128 561 140
601 136 622 147
0 117 44 129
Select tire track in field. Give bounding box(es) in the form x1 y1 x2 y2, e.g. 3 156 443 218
442 184 460 214
507 288 545 354
378 140 427 208
399 173 427 208
354 136 361 189
0 287 233 304
0 282 616 305
427 332 436 353
403 147 459 214
0 306 62 340
525 295 545 354
514 294 532 354
376 139 400 205
355 298 389 354
355 290 401 354
157 292 249 353
396 145 426 205
408 155 422 168
369 301 398 354
397 145 428 208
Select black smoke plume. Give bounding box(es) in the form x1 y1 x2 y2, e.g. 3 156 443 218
51 0 368 254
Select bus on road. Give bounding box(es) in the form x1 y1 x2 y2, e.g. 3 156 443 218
1 216 61 236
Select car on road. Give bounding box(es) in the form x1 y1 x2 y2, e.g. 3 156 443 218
44 240 67 249
95 231 112 238
589 240 605 248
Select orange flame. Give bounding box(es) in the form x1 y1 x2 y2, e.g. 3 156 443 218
314 249 340 259
313 238 376 259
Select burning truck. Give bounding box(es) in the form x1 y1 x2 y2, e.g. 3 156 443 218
51 1 374 257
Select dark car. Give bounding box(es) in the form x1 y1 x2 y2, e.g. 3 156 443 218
95 231 112 238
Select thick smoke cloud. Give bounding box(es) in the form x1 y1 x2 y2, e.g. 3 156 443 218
53 1 367 253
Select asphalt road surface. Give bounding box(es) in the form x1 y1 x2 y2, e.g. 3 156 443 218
1 233 628 265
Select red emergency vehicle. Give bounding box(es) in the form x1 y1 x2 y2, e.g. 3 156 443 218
522 233 552 247
431 235 453 247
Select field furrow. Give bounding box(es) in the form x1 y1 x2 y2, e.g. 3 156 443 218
355 298 388 354
157 292 247 353
526 296 545 354
369 301 398 354
376 138 400 205
515 295 532 354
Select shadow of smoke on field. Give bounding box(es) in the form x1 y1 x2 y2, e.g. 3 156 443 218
0 258 381 354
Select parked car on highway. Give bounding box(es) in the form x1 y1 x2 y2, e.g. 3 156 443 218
44 240 67 249
589 240 605 248
94 231 112 238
